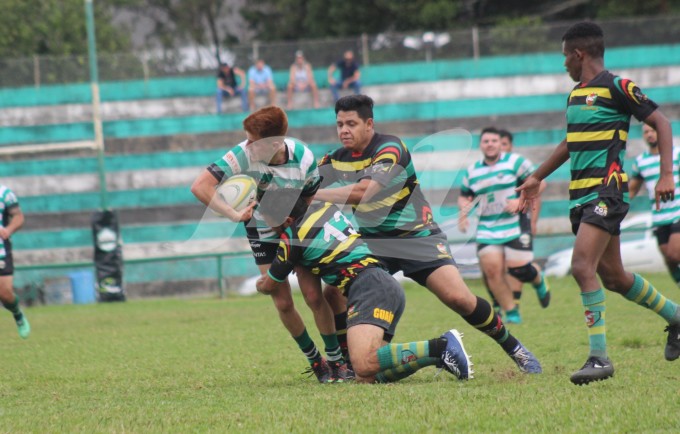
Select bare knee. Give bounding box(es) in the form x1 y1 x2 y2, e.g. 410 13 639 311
571 256 597 286
323 285 346 314
349 352 377 379
270 289 295 314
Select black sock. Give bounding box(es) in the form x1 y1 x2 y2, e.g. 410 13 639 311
463 296 519 354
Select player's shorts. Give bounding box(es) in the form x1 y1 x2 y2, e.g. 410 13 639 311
570 196 629 236
345 267 405 340
363 231 457 287
653 219 680 246
477 234 534 263
0 251 14 276
246 226 278 265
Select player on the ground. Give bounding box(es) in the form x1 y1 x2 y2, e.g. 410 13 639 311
629 124 680 288
458 127 549 325
314 94 542 376
255 188 472 383
0 184 30 339
518 22 680 385
191 106 351 382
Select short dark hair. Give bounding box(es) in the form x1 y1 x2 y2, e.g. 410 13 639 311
335 94 374 121
480 126 500 138
257 188 309 227
562 21 605 58
498 129 513 142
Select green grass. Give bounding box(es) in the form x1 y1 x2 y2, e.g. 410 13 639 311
1 274 679 433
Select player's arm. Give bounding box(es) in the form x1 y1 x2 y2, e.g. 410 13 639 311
0 206 24 240
644 110 675 209
190 169 253 222
457 194 474 233
314 178 381 205
628 177 643 198
517 138 569 211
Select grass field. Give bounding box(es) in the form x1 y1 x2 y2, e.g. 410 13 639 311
1 273 679 433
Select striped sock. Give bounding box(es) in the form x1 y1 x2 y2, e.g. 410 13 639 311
333 313 349 361
293 329 321 364
321 333 343 363
374 339 442 383
625 274 680 323
581 289 607 359
463 296 519 354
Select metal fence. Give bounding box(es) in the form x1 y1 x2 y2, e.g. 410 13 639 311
2 15 679 88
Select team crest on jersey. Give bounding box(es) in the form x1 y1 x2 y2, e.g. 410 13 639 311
519 233 531 247
594 201 608 217
436 243 448 256
586 92 598 106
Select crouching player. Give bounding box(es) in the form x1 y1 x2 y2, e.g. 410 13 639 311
255 189 472 383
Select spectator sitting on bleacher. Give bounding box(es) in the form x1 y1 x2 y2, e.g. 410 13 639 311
286 50 320 110
248 59 277 111
327 50 361 103
216 63 248 114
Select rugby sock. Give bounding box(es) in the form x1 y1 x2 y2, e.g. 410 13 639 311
532 273 549 299
293 329 321 364
2 296 23 322
581 289 607 359
463 296 519 354
333 312 349 361
513 290 522 305
320 333 343 364
625 274 680 324
375 338 444 383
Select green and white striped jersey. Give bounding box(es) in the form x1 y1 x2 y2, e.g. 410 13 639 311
0 185 19 259
630 146 680 227
207 137 321 239
460 152 534 244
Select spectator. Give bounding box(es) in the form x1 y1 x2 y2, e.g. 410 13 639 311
286 50 320 109
327 50 361 102
216 62 248 114
247 59 277 111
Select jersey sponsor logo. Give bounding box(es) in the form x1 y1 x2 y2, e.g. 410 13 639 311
373 308 394 324
594 201 608 217
585 92 598 106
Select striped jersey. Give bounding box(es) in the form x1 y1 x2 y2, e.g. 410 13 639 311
267 202 382 291
0 185 19 259
565 70 658 208
318 133 440 239
630 146 680 226
460 152 534 244
207 137 321 238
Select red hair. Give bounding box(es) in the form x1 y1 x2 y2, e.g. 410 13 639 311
243 106 288 138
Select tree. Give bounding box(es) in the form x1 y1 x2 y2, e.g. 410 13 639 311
0 0 132 58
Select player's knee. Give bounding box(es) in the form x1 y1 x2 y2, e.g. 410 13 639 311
349 353 376 378
507 263 538 283
665 248 680 264
271 292 295 313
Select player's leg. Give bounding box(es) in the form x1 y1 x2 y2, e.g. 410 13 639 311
597 234 680 362
506 241 550 310
568 222 615 384
0 269 29 339
295 266 350 378
345 268 470 383
478 246 518 321
411 263 542 374
657 222 680 288
506 274 524 313
323 284 350 364
481 273 502 315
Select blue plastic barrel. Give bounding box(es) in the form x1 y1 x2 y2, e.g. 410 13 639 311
69 271 96 304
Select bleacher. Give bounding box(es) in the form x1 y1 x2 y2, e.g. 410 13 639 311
2 44 679 296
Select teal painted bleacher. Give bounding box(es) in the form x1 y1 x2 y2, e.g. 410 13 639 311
2 44 679 109
5 85 680 146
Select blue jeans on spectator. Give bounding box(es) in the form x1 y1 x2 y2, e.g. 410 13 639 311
330 81 361 102
216 87 248 113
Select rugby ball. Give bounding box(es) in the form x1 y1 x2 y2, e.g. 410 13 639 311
215 174 257 212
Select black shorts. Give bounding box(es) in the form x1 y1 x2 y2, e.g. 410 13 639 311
0 252 14 276
346 267 405 339
570 196 629 236
653 219 680 246
246 226 279 265
364 232 457 287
